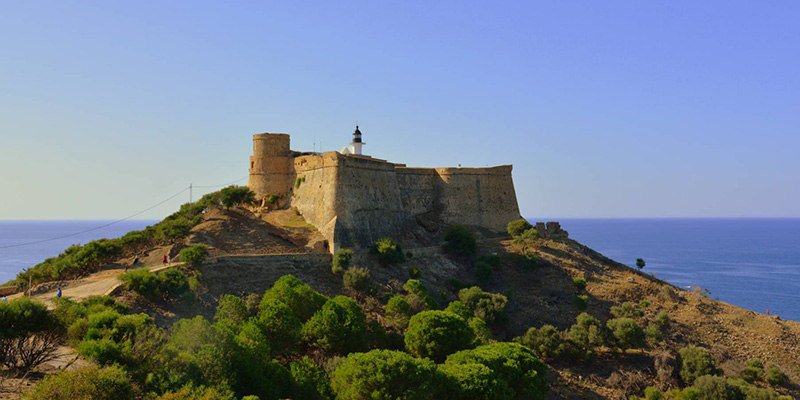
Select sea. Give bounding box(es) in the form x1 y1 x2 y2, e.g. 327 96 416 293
0 219 798 321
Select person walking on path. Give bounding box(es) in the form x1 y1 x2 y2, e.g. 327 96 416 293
57 288 62 298
162 255 168 265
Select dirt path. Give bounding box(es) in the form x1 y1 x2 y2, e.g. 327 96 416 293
9 262 181 307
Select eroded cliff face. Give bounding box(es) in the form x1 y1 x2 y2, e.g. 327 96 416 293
285 151 521 251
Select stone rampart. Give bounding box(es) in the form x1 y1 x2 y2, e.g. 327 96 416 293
248 133 522 252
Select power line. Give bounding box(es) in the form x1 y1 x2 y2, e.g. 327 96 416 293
0 187 191 250
0 176 251 250
193 176 248 188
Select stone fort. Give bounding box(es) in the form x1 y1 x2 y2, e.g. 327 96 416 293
247 127 522 252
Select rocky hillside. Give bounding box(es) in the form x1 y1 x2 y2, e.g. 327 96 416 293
117 206 800 399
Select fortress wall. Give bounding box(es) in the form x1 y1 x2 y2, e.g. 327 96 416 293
395 168 439 216
248 133 293 202
434 165 520 231
291 152 341 243
332 156 414 248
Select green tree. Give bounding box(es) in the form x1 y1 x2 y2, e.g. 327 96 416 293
257 299 302 356
439 362 512 400
517 325 564 360
567 312 606 354
290 356 334 400
403 279 439 311
444 342 548 400
636 258 646 270
330 349 450 400
219 185 255 209
507 219 533 237
232 320 292 400
0 297 65 371
302 296 367 354
444 224 477 256
405 311 475 362
214 295 248 325
444 301 474 321
572 277 587 291
180 244 209 269
259 275 328 322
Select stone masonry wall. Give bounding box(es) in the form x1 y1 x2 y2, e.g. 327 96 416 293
248 134 522 252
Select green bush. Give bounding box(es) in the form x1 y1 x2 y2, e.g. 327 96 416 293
330 349 449 400
458 287 508 327
332 249 353 275
644 323 663 343
157 269 189 297
302 296 367 354
120 268 160 298
677 345 718 384
643 386 664 400
180 245 209 269
119 268 188 300
78 338 124 365
636 258 646 270
371 237 406 264
517 325 564 360
767 366 788 386
259 275 328 322
567 312 606 353
507 219 533 237
655 311 670 329
512 229 539 249
573 295 588 310
26 365 133 400
405 311 475 362
444 342 548 400
691 375 739 399
572 277 587 291
385 295 413 329
343 267 372 294
214 295 248 325
0 297 65 371
219 185 255 209
444 224 477 256
408 266 421 278
610 302 642 318
606 317 646 351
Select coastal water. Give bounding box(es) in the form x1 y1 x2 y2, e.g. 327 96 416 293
554 219 800 322
0 220 157 284
0 219 798 321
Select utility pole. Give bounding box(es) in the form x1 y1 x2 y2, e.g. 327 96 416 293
190 183 193 203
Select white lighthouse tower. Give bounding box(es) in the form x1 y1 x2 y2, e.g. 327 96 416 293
340 125 366 155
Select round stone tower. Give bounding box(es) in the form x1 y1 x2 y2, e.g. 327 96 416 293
248 133 293 205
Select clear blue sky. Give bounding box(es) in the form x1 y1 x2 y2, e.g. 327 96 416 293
2 1 799 220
